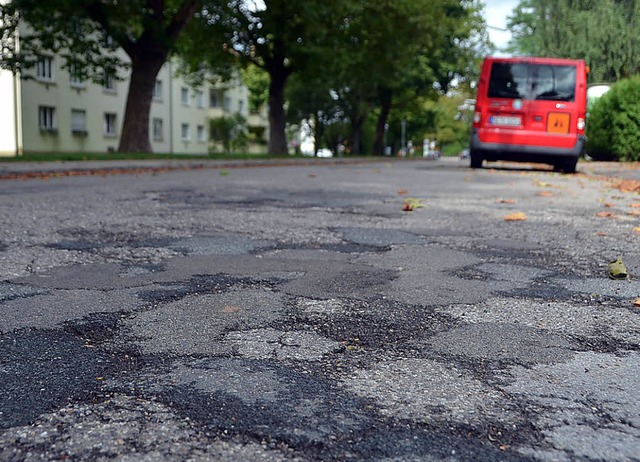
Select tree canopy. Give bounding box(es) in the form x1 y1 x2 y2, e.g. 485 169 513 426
0 0 205 153
1 0 490 155
507 0 640 82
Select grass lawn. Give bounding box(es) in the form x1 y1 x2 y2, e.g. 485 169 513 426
0 152 282 163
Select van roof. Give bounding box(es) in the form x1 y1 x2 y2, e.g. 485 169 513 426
484 56 585 66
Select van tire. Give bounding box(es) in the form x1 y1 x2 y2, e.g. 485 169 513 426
554 160 577 174
470 152 483 169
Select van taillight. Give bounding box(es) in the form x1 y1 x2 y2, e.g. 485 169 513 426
577 117 585 130
473 112 481 124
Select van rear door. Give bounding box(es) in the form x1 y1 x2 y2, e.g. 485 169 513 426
478 59 580 150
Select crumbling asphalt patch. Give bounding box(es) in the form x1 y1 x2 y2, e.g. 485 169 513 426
136 273 272 305
112 357 523 462
427 323 575 366
0 328 114 428
0 281 46 302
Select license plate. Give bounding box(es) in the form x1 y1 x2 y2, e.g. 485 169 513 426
490 116 521 126
547 112 570 134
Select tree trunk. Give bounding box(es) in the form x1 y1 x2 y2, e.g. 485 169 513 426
117 55 164 153
267 70 290 155
373 90 393 156
350 113 365 155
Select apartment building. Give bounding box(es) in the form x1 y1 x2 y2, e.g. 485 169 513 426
0 51 268 156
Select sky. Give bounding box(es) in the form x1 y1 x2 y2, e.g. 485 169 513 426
483 0 519 55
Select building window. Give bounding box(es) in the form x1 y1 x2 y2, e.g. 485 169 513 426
37 56 54 81
69 64 85 88
209 89 218 108
71 109 87 135
223 96 231 111
104 113 117 136
103 71 116 92
197 124 205 142
238 99 244 114
153 80 163 100
181 123 190 141
152 118 163 140
181 87 189 106
195 90 204 108
38 106 56 131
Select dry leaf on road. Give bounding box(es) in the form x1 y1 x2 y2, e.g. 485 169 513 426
504 212 527 221
596 211 616 218
496 198 516 204
402 198 424 211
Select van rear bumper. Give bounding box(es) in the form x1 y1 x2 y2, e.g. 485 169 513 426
471 131 585 162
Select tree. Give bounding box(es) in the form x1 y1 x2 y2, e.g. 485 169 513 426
507 0 640 82
189 0 351 155
326 0 489 155
0 0 205 153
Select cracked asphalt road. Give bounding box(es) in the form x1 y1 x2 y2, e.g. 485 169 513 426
1 157 639 461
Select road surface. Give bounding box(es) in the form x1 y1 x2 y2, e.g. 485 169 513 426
1 157 639 461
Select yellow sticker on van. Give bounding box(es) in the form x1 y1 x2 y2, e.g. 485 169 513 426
547 113 570 134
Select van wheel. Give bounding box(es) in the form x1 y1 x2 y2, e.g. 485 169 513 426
555 160 577 174
470 152 483 169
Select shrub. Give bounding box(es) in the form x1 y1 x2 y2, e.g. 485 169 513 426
586 77 640 161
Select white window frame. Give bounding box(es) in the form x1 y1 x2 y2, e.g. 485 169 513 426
71 109 87 134
181 87 190 106
195 90 204 108
37 56 54 82
181 123 190 141
209 89 218 108
38 106 56 131
153 80 163 101
197 124 205 142
152 117 163 140
104 112 117 137
103 71 116 93
69 64 85 88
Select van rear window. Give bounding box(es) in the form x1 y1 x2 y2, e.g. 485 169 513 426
488 62 576 102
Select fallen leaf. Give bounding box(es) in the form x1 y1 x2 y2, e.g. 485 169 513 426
504 212 527 221
631 203 640 208
534 180 552 187
611 179 640 193
633 298 640 307
596 232 607 236
402 198 424 211
396 189 408 195
308 174 317 178
596 211 615 218
219 170 229 176
603 202 614 208
223 306 241 313
634 227 640 235
496 198 516 204
628 211 640 216
536 191 554 197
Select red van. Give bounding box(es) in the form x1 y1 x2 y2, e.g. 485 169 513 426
470 57 588 173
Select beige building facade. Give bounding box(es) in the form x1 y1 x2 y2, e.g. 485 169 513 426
0 48 268 156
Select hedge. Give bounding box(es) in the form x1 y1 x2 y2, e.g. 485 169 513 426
586 77 640 161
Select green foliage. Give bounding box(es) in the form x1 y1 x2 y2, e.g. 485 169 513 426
586 77 640 161
241 65 270 113
209 114 249 154
508 0 640 82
